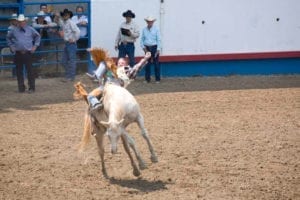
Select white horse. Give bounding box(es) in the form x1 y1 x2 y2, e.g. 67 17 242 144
74 82 158 177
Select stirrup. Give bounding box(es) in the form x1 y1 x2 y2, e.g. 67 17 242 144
90 103 103 114
94 103 103 109
86 72 99 82
86 72 96 79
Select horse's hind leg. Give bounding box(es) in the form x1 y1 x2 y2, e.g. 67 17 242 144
94 132 108 179
125 131 147 170
121 134 140 177
136 114 158 163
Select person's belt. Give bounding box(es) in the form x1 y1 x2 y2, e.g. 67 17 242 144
145 45 157 48
121 41 134 45
65 41 76 44
16 50 30 54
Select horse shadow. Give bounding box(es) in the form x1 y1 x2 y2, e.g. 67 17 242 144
108 177 169 192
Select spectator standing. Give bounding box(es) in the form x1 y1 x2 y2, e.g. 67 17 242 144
32 3 52 24
72 5 88 60
114 10 139 67
48 11 62 41
7 13 18 78
59 9 80 82
32 10 54 71
8 13 18 33
6 14 41 93
32 11 51 49
140 16 162 83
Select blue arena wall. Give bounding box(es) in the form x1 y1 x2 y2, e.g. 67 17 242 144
158 58 300 77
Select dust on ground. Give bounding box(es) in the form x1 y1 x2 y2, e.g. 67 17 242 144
0 75 299 200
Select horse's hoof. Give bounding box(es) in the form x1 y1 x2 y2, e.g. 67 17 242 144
139 162 147 170
102 169 109 179
133 169 141 177
151 155 158 163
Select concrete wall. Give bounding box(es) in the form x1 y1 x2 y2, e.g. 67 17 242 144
91 0 300 57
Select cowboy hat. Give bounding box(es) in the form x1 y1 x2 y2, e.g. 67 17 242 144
60 8 73 18
122 10 135 18
144 16 156 22
37 11 46 17
17 14 28 22
9 13 18 20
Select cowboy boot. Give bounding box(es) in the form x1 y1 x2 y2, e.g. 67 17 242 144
88 95 103 115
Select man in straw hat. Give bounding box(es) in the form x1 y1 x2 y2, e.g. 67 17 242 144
115 10 140 67
6 14 41 93
140 15 162 83
8 13 18 34
32 11 51 44
7 13 18 78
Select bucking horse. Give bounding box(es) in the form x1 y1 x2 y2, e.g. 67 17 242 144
74 82 158 178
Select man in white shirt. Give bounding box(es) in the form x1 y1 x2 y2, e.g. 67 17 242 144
72 5 88 60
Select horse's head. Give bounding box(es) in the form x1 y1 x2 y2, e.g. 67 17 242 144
100 119 124 154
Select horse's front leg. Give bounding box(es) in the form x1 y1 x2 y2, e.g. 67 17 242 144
94 132 108 179
121 134 140 177
136 114 158 163
125 131 147 170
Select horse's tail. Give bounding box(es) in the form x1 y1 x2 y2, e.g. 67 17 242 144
77 112 92 151
74 82 92 150
73 82 88 104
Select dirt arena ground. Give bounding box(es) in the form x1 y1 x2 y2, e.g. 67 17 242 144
0 74 299 200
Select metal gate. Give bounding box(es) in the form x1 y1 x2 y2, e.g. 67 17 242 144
0 0 91 77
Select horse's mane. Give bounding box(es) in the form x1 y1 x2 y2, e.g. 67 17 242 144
89 47 118 78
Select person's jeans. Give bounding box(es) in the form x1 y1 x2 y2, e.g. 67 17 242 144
15 51 35 92
77 37 88 59
62 42 77 80
118 42 135 67
144 45 160 82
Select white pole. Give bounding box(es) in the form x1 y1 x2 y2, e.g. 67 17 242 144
159 0 165 55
